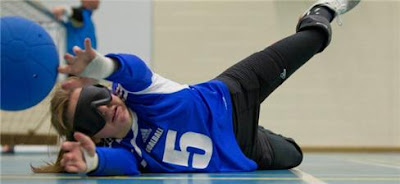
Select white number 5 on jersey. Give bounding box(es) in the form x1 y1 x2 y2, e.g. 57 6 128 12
162 130 213 169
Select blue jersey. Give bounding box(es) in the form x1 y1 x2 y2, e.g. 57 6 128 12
89 54 257 176
65 9 97 55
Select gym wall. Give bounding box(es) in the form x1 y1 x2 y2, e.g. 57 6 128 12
152 1 400 148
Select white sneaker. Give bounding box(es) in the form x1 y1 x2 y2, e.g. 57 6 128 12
303 0 361 25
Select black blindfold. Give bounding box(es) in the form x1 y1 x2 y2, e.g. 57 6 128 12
67 84 111 141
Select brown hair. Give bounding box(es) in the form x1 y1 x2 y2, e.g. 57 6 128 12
31 83 73 173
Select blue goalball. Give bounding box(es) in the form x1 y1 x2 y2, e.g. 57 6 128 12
1 16 59 111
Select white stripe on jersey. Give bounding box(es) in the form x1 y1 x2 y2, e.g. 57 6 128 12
117 73 189 95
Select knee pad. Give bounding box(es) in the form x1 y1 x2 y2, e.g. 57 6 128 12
296 15 332 53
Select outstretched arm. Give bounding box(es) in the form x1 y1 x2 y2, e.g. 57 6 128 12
58 38 186 95
58 38 156 92
58 38 116 78
60 132 97 173
60 132 140 176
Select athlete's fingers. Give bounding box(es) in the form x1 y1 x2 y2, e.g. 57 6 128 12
65 159 86 173
74 132 90 142
64 53 75 65
84 38 92 51
74 132 96 156
58 65 80 75
61 80 76 90
58 65 72 74
61 141 80 152
61 80 80 91
63 153 75 162
65 164 80 173
73 46 83 55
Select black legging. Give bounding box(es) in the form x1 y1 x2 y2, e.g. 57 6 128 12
216 28 326 169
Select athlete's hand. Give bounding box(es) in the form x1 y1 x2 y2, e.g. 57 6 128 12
60 132 96 173
59 38 96 76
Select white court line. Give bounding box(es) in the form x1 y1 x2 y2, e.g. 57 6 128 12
347 159 400 169
291 168 328 184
